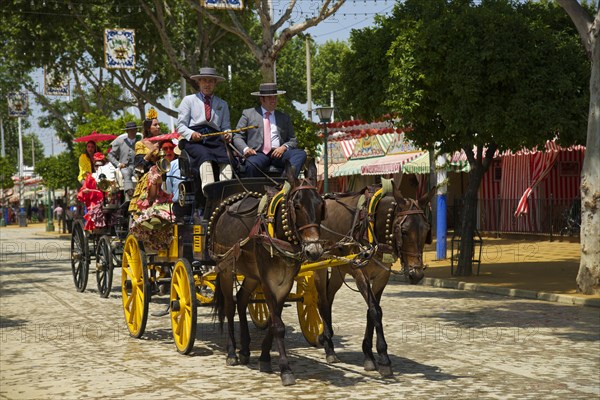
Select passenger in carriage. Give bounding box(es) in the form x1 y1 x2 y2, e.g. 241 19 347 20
77 140 98 185
128 109 163 215
91 152 117 183
128 137 176 252
176 67 233 196
162 140 190 220
107 121 142 198
233 83 306 178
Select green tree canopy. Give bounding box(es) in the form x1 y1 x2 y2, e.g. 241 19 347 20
34 152 78 190
0 156 16 190
312 40 350 110
385 0 589 275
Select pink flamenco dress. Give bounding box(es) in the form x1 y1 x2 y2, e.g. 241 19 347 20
76 174 105 231
129 165 175 252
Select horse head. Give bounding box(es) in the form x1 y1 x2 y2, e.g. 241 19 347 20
267 159 325 262
391 183 433 284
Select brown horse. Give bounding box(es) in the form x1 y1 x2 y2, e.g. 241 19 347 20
210 160 325 386
314 180 432 377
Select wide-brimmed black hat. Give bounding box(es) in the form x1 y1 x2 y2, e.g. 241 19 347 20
251 82 286 96
190 67 225 82
123 121 142 131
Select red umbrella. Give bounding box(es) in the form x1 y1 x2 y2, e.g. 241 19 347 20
73 131 118 143
146 132 180 142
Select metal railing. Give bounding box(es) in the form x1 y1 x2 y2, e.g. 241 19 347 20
450 196 580 240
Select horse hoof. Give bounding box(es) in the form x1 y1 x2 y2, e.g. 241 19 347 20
364 359 377 371
259 360 273 373
239 353 250 365
226 356 239 366
379 364 393 377
281 372 296 386
326 354 340 364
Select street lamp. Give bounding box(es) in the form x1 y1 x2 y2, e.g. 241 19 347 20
315 106 334 193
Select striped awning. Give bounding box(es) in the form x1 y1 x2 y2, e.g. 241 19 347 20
361 152 425 175
400 151 472 174
331 157 384 177
402 152 431 174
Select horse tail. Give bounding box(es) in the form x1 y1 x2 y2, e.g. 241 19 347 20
212 273 225 332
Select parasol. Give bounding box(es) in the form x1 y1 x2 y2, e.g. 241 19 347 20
146 132 180 142
73 131 118 143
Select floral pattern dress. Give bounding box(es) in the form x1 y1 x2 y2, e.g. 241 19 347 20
128 165 175 252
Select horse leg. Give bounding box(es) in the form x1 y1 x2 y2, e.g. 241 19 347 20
371 271 393 377
258 319 274 373
220 271 239 366
271 302 296 386
236 278 259 365
315 268 343 364
351 268 381 372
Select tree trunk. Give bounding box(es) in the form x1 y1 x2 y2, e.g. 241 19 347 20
557 0 600 294
455 145 496 276
260 57 276 83
455 162 484 276
577 26 600 294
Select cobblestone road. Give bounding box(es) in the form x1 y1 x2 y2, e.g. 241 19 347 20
1 226 599 399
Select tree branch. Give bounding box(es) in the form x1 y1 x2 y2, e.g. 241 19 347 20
556 0 594 57
142 0 191 79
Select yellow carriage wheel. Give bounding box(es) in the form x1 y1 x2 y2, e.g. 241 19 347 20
170 259 197 355
248 288 270 330
121 235 149 338
296 272 323 346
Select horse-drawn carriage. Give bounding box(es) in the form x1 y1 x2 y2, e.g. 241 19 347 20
116 144 431 385
70 173 129 298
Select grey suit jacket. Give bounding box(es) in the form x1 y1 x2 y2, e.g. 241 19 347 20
233 107 297 154
107 133 140 167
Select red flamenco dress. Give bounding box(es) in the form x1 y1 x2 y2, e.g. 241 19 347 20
76 175 104 231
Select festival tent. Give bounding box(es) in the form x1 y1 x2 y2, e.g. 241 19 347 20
316 139 356 181
479 141 585 233
331 134 393 177
360 132 425 176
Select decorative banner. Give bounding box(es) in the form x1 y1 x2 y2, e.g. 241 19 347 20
201 0 244 10
44 67 70 96
104 29 135 70
7 92 29 117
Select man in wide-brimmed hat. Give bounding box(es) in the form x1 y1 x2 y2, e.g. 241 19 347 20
176 67 232 199
107 121 143 196
233 83 306 177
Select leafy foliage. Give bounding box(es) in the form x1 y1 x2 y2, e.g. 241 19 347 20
0 157 16 189
312 40 350 109
386 0 589 153
34 152 78 190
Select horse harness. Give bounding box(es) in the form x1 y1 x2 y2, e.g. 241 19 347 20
210 181 321 266
323 187 427 273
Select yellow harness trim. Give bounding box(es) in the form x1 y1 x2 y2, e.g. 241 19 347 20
267 182 290 237
366 180 391 244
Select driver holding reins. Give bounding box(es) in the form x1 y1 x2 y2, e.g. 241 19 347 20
176 67 233 197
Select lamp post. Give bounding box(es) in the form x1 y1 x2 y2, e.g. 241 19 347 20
315 106 334 193
46 189 55 232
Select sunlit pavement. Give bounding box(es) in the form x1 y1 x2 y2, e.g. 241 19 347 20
1 226 599 399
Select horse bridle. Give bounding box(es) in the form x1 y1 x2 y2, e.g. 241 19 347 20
394 199 428 258
284 184 322 243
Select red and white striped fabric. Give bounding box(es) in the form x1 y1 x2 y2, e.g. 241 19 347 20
339 139 356 159
514 141 560 217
